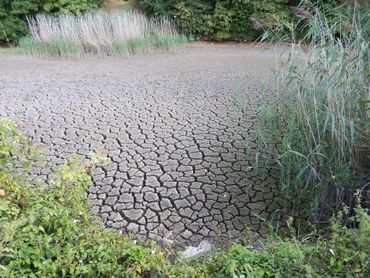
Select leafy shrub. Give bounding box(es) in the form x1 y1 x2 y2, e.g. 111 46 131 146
139 0 289 41
0 0 102 42
139 1 369 41
226 0 289 41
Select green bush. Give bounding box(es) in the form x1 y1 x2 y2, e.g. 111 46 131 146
0 0 102 43
139 1 367 41
139 0 289 41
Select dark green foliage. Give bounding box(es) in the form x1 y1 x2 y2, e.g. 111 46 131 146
211 2 232 40
139 0 289 41
0 12 28 43
139 0 361 41
0 0 102 43
226 0 289 40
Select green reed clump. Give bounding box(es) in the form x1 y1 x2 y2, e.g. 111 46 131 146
19 37 83 58
251 2 369 222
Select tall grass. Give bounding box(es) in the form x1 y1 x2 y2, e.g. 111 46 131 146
19 10 187 57
250 2 369 223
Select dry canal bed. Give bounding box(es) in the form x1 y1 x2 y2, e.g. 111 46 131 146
0 44 280 248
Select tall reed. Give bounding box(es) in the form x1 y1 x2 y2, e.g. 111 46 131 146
250 2 369 223
19 10 187 57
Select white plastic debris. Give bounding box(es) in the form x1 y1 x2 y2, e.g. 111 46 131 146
183 240 212 258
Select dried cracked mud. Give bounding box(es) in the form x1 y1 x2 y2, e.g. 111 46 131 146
0 45 280 248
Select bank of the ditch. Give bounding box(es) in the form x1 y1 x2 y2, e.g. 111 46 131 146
1 117 369 277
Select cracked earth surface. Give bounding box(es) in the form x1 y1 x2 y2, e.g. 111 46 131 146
0 45 280 247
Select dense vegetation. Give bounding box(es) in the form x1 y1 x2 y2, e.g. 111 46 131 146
139 0 290 40
1 0 355 43
139 0 370 41
1 119 369 277
0 0 102 42
250 2 369 225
